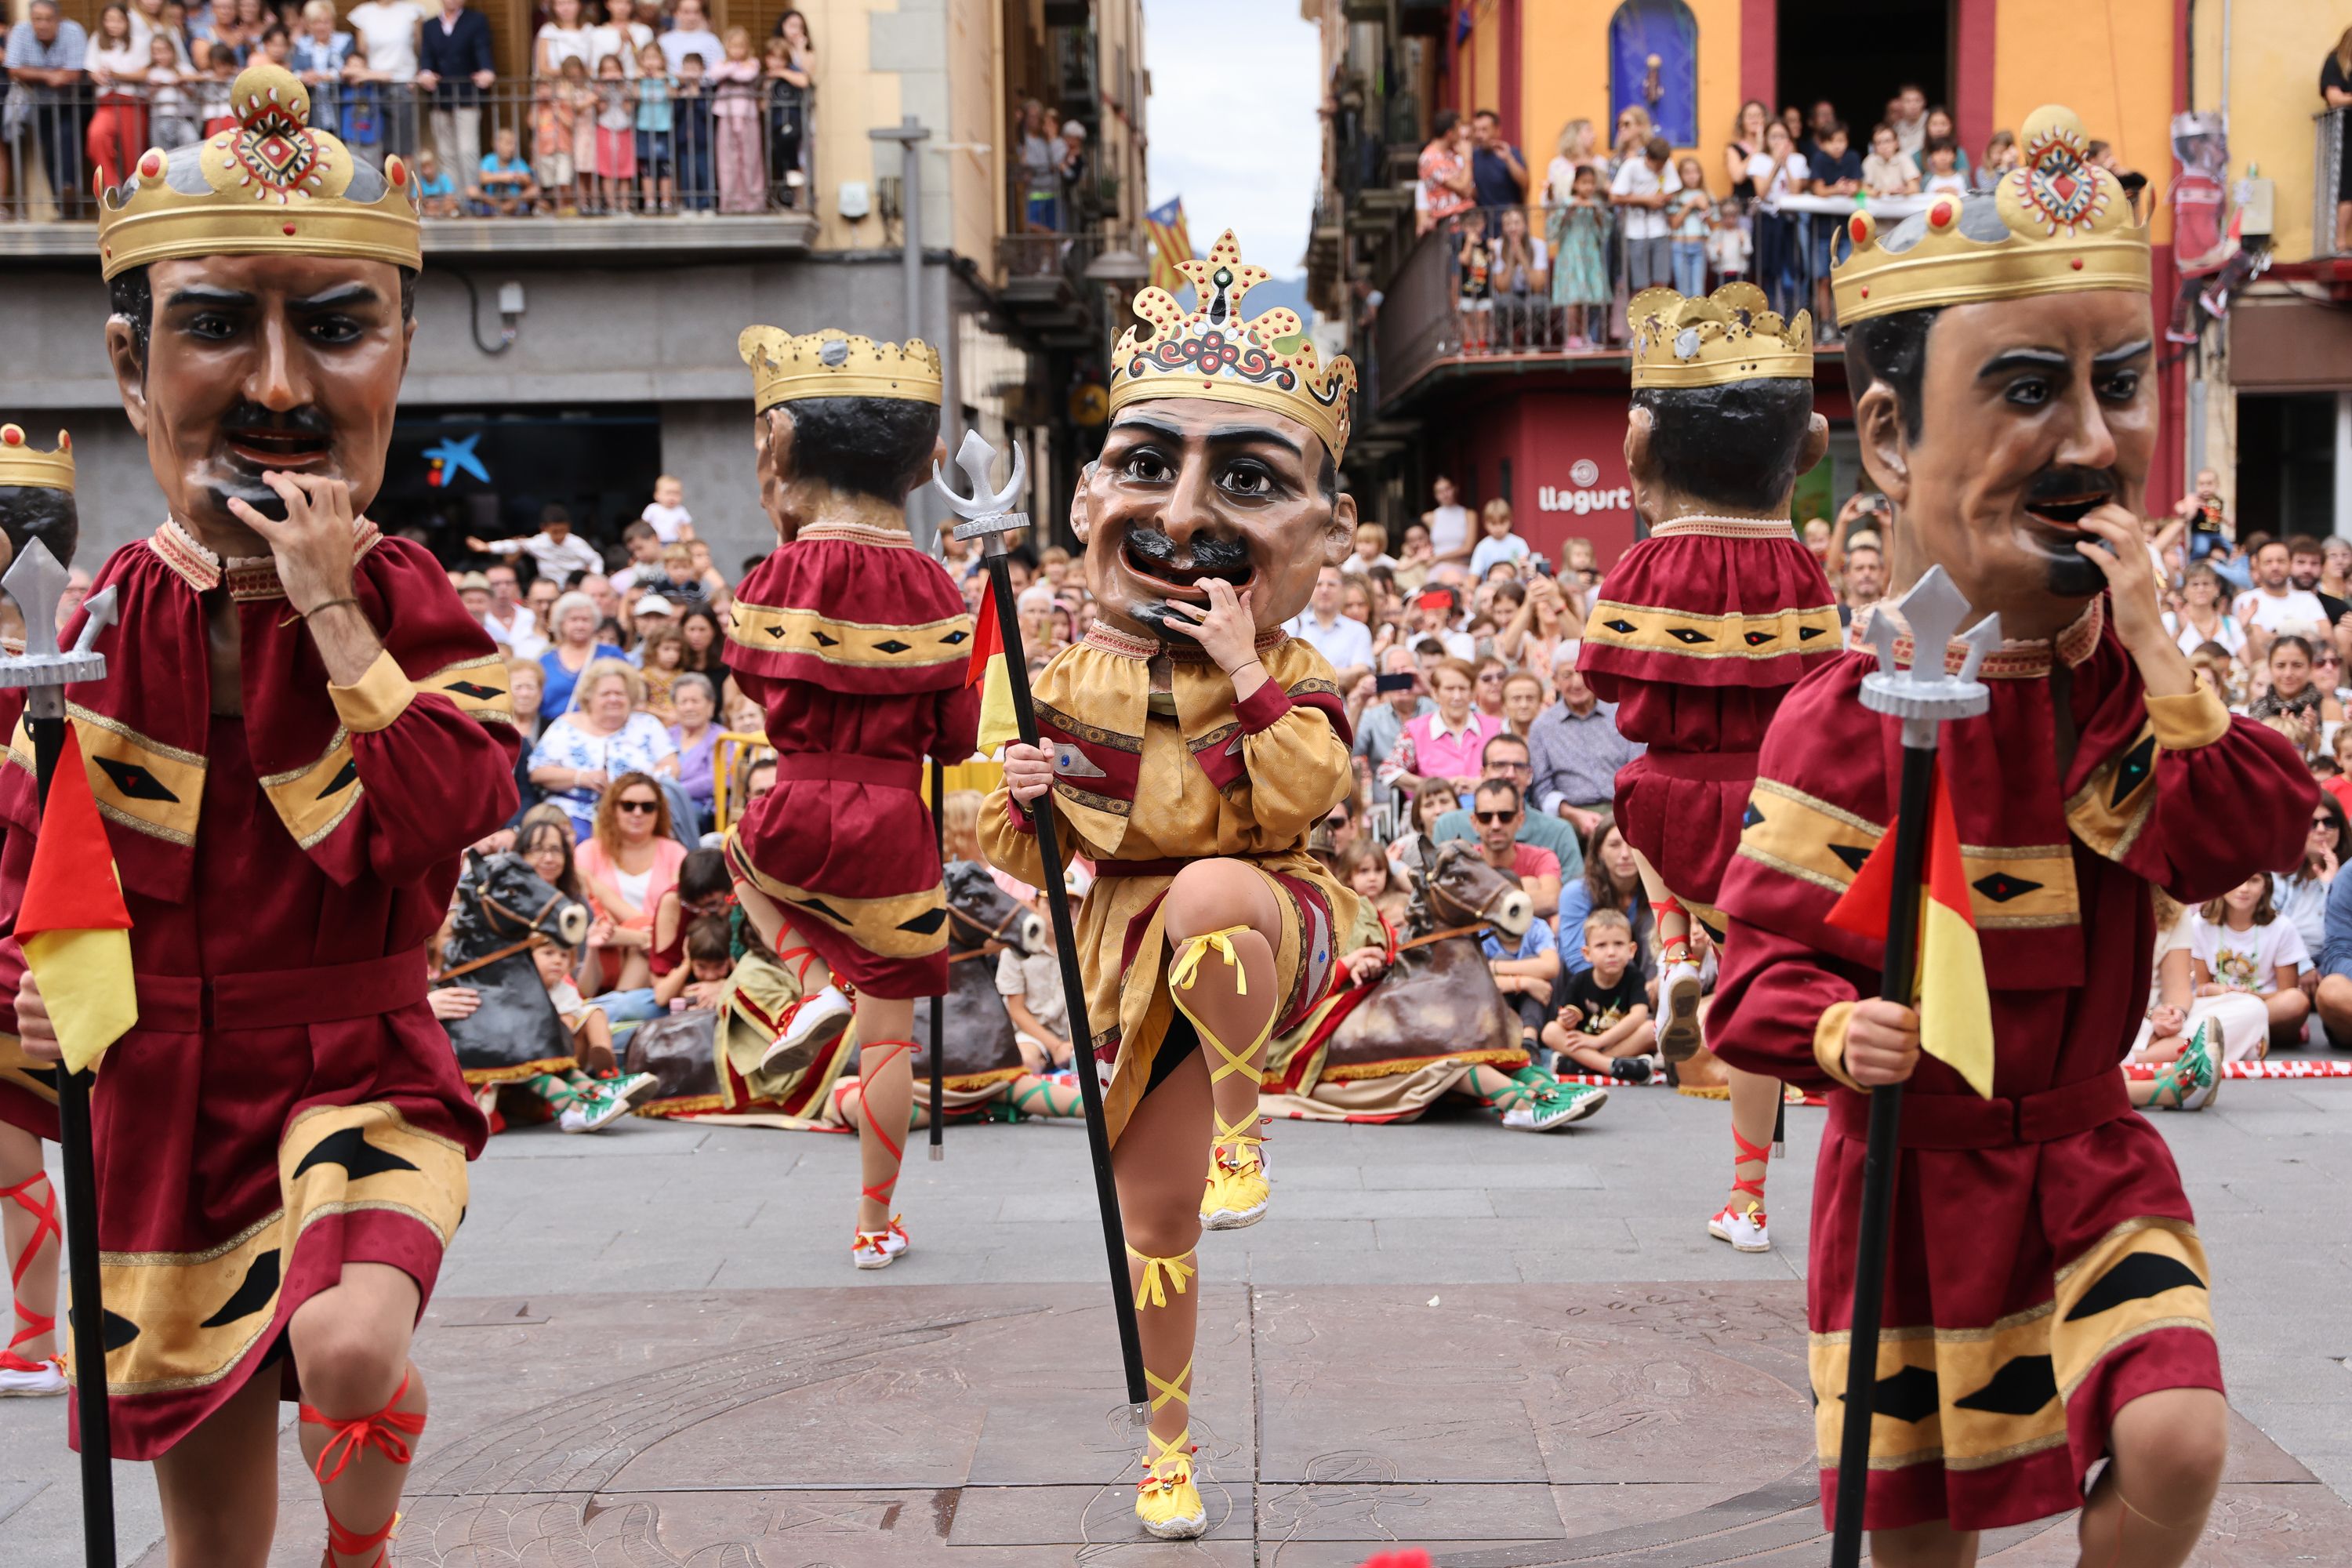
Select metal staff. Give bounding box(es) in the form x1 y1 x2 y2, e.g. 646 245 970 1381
927 756 946 1160
1830 567 1997 1568
0 541 122 1568
933 430 1149 1421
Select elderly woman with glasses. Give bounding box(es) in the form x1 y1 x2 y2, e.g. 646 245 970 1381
528 656 680 841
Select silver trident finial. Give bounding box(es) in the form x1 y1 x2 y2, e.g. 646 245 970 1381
1859 565 1998 746
933 430 1029 554
0 541 113 715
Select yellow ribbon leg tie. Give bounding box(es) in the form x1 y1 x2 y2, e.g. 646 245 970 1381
1127 1244 1196 1310
1140 1425 1197 1493
1168 927 1275 1089
1145 1359 1192 1417
1212 1108 1267 1169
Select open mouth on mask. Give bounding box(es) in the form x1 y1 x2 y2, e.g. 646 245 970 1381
1120 537 1256 601
225 427 332 470
2022 491 2110 529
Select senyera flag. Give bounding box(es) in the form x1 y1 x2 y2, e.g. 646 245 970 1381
1145 196 1194 297
966 577 1018 753
14 724 136 1075
1824 757 1994 1099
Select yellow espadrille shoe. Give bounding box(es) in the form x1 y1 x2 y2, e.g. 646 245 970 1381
1136 1428 1207 1539
1199 1122 1269 1230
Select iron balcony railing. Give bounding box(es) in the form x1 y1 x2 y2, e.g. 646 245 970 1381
2316 107 2347 260
0 77 814 222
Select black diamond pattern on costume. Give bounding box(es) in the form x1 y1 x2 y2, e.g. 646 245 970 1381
942 630 969 644
796 897 849 925
316 759 358 799
1829 843 1873 873
442 681 503 700
291 1126 423 1184
1838 1362 1940 1424
96 1307 140 1352
1744 800 1766 829
873 640 913 655
764 626 786 640
1798 624 1828 639
2064 1250 2205 1320
1953 1354 2057 1416
895 908 947 935
92 755 180 803
811 630 840 647
2109 736 2157 808
1667 627 1711 645
1972 871 2042 903
1744 630 1778 647
1603 619 1637 635
198 1248 281 1329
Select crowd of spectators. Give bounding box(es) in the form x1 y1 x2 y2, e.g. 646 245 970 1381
0 0 816 219
1414 87 2138 350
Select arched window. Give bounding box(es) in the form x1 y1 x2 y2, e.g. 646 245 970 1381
1610 0 1699 148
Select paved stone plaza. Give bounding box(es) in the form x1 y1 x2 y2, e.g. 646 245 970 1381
5 1079 2351 1564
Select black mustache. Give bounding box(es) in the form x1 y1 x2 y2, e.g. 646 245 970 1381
2024 467 2119 506
1123 528 1251 573
223 403 333 438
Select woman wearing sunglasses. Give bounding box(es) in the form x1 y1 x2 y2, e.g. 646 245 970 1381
575 773 689 996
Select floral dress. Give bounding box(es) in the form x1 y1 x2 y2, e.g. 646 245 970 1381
1549 198 1610 307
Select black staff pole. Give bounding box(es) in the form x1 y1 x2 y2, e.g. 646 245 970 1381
932 432 1151 1421
1830 568 1994 1568
928 757 946 1159
2 543 122 1568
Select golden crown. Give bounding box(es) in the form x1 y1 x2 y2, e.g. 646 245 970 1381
737 327 943 411
1832 105 2147 325
1627 283 1812 389
1109 230 1357 461
0 426 73 492
96 64 419 281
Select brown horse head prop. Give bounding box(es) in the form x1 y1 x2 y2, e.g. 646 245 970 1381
1396 837 1534 941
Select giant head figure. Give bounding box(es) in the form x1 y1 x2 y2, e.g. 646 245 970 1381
1073 230 1359 642
1836 105 2153 642
1622 283 1826 527
737 326 944 540
0 426 78 575
97 64 420 555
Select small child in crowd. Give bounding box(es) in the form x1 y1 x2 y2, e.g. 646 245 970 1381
1976 129 2020 192
1345 521 1398 576
201 49 239 136
1668 158 1711 296
534 59 584 211
996 898 1072 1076
148 33 200 151
1704 197 1750 287
673 52 715 212
1861 123 1917 197
529 940 659 1132
594 53 638 214
1550 164 1610 347
1456 207 1493 350
412 147 461 218
1469 499 1530 579
1542 909 1657 1081
653 916 737 1010
710 25 766 212
2194 873 2311 1052
1919 137 1969 198
476 125 539 216
636 43 676 214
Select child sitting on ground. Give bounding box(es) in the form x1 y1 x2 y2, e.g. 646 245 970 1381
2194 871 2312 1054
996 897 1073 1076
528 940 659 1132
655 915 737 1011
1542 908 1657 1081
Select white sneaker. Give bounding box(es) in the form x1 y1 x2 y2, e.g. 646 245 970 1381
608 1071 661 1109
1708 1200 1771 1253
558 1086 631 1134
852 1218 909 1270
0 1353 66 1397
763 985 853 1074
1657 962 1704 1061
1500 1082 1609 1131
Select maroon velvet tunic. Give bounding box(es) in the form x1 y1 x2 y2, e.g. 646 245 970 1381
1578 517 1839 920
0 523 517 1457
722 521 980 1000
1708 600 2315 1532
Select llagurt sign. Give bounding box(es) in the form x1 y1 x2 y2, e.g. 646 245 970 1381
1537 459 1632 516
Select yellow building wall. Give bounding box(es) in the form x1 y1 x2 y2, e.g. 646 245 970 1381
1516 0 1745 196
809 0 905 252
2193 0 2342 262
1992 0 2175 241
949 0 1001 273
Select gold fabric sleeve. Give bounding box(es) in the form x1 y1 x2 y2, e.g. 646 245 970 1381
327 650 416 734
1813 999 1865 1092
2144 686 2230 751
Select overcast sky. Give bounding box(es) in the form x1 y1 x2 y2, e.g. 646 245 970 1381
1142 0 1321 278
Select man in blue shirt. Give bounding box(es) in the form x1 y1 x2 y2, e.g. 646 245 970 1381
1480 888 1559 1056
2313 867 2352 1046
1469 107 1527 211
4 1 88 219
1430 731 1585 881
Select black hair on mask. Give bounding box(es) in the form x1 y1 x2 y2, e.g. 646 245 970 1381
1631 378 1815 512
768 396 940 505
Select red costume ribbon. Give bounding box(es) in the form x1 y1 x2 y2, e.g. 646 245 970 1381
300 1368 427 1485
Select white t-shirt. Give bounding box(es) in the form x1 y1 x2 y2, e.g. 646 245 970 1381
1471 533 1531 578
1751 151 1810 213
1610 156 1682 241
534 20 593 75
641 501 692 543
1427 502 1471 558
2192 914 2308 996
346 0 423 80
995 946 1068 1041
2149 913 2194 1011
2234 586 2331 641
1922 170 1970 198
591 20 652 70
2163 609 2246 659
659 26 723 73
484 605 547 659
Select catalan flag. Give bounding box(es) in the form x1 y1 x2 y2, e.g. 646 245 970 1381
1824 760 1995 1099
966 579 1019 753
16 724 136 1074
1145 196 1194 297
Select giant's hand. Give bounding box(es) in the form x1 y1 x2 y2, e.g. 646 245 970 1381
1004 742 1054 805
1842 997 1921 1087
2074 506 2197 696
15 969 57 1065
230 471 358 617
1160 577 1260 674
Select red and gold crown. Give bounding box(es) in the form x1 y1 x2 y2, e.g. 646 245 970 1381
0 426 72 492
1832 105 2147 325
1109 230 1357 461
1627 283 1811 389
96 63 420 281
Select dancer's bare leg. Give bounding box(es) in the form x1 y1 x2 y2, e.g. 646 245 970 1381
1112 1041 1213 1465
2074 1387 2225 1568
852 993 915 1232
152 1368 280 1566
1163 860 1280 1221
0 1122 59 1370
1725 1065 1778 1215
289 1261 428 1567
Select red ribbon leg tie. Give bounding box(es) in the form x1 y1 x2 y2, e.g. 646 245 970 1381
299 1368 427 1565
0 1174 60 1367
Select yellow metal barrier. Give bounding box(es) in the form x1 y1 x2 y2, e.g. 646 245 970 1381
709 737 1002 834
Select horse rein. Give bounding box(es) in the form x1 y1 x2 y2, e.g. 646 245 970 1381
434 932 552 985
946 898 1025 964
435 879 571 985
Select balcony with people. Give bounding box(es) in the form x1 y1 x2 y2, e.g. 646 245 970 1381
0 0 819 256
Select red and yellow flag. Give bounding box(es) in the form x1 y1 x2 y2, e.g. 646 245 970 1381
16 724 136 1073
965 579 1018 753
1825 762 1995 1098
